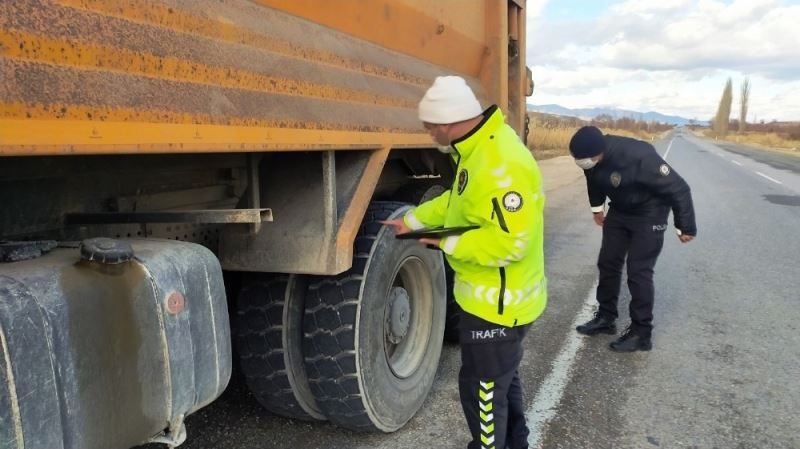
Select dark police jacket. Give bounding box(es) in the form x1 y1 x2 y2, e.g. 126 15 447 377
583 135 697 236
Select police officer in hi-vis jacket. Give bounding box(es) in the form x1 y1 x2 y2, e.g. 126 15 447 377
382 76 546 449
569 125 696 352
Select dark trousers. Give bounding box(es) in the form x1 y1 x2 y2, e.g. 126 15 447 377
596 209 666 337
458 310 530 449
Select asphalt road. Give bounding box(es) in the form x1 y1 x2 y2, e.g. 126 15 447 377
141 132 800 449
537 132 800 449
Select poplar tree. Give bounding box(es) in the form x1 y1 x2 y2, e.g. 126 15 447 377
713 78 733 136
739 78 751 133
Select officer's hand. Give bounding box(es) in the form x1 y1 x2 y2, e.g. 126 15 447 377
379 218 411 235
678 234 694 243
592 211 605 226
418 237 441 248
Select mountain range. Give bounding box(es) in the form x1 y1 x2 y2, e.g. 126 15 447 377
527 104 701 126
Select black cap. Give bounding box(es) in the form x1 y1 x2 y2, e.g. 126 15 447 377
569 126 606 158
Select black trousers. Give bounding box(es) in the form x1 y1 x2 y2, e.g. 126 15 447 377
459 310 530 449
596 208 667 337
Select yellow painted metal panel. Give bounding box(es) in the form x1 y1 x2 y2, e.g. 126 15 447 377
0 0 527 155
0 118 431 155
0 30 414 108
254 0 486 76
55 0 430 87
402 0 486 42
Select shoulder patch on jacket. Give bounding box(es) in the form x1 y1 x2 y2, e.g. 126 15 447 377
502 191 523 212
457 169 469 195
659 164 671 176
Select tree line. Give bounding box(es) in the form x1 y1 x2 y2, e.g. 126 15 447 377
712 77 799 141
712 77 750 136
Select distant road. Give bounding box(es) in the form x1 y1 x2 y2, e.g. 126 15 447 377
686 133 800 196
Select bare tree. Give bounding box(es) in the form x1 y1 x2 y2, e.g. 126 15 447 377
713 78 733 137
739 77 751 133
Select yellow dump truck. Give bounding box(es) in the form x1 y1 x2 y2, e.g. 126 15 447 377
0 1 533 447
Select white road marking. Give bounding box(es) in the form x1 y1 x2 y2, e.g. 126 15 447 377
732 160 743 166
527 282 599 448
663 139 674 160
755 171 783 185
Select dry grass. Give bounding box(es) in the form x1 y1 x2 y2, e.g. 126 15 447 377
528 125 576 160
527 112 670 160
702 130 800 155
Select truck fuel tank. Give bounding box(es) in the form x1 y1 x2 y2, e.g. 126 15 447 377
0 238 231 449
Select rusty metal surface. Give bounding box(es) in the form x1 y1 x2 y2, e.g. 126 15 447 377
0 0 509 156
219 147 389 274
64 208 273 225
256 0 487 75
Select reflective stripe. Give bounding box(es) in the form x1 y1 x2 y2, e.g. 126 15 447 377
502 289 512 305
496 175 512 188
485 287 498 305
455 278 544 306
404 210 425 230
475 285 486 303
441 235 459 254
479 379 495 449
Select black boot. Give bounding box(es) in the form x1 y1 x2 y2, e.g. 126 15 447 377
576 313 616 336
609 327 652 352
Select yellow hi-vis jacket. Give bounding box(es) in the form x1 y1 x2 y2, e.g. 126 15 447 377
404 106 547 327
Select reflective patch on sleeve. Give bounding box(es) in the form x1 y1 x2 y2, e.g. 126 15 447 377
441 235 459 254
404 211 425 230
492 165 507 177
659 164 671 176
497 176 512 188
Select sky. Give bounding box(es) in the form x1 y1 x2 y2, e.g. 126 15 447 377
526 0 800 122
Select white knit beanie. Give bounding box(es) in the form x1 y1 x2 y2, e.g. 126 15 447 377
418 76 482 124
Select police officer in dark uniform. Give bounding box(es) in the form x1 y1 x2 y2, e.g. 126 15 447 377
569 126 696 352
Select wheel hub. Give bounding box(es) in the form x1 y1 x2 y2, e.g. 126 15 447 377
386 286 411 344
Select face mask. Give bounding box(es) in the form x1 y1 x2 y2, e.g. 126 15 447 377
437 146 455 154
575 157 598 170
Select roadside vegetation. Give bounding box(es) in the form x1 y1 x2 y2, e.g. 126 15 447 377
527 112 673 160
702 121 800 153
704 77 799 154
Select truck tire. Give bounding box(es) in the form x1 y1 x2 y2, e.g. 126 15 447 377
236 274 325 421
393 181 460 343
303 201 447 432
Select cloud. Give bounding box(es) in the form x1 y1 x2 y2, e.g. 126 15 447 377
526 0 800 120
526 0 551 20
599 2 800 79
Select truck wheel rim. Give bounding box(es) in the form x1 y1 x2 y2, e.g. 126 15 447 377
383 256 433 379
